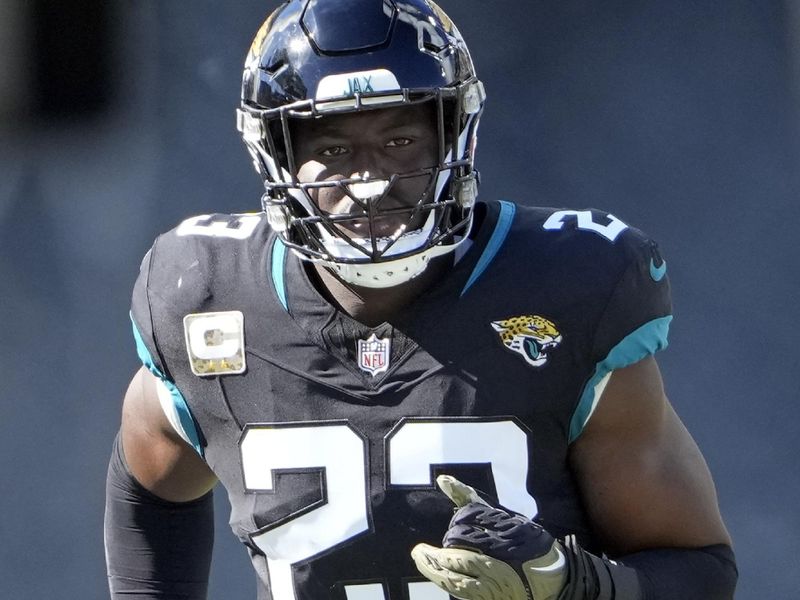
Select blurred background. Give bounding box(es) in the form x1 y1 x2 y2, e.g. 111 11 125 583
1 1 798 598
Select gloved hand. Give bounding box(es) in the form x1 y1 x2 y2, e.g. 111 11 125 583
411 475 567 600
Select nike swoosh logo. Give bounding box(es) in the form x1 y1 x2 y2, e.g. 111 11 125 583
649 258 667 282
528 547 566 573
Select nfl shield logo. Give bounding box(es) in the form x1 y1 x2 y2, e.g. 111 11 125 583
357 333 391 377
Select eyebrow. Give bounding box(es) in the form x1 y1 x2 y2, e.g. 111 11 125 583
320 120 431 137
293 108 435 143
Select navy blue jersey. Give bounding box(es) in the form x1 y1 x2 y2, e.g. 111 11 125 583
130 200 671 600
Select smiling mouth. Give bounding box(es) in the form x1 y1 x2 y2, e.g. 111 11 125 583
347 178 389 200
340 217 411 239
314 174 433 240
325 200 422 239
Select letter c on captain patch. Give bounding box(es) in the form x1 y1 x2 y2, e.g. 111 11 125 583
183 311 246 376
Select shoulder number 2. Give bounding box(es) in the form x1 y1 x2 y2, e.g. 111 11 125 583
543 210 628 242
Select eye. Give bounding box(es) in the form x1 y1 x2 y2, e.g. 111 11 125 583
319 145 348 157
386 137 413 148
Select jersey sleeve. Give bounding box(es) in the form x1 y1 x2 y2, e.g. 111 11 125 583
129 238 206 456
130 245 166 376
569 230 673 441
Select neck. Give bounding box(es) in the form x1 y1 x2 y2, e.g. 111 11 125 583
310 256 452 327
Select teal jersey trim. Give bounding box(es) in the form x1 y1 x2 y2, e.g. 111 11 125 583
130 314 204 456
461 200 516 296
271 238 289 311
568 315 673 443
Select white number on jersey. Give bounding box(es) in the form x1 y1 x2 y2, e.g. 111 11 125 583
239 418 537 600
543 210 628 242
176 213 261 239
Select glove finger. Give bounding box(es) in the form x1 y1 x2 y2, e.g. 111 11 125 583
445 505 557 563
411 543 529 600
445 503 520 545
436 475 491 508
449 503 511 530
411 543 483 600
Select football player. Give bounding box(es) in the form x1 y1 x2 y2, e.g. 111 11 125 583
104 0 737 598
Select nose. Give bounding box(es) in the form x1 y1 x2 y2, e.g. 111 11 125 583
347 144 387 182
346 145 392 205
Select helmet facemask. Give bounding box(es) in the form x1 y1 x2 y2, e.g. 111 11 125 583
237 0 484 287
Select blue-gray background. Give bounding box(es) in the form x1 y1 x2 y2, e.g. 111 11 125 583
1 1 798 598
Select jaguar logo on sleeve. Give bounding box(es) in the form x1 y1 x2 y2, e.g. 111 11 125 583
491 315 562 368
183 311 246 376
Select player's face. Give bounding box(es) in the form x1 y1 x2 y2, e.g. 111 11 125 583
291 103 439 239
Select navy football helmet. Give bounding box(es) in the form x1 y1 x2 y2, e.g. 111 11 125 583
237 0 485 287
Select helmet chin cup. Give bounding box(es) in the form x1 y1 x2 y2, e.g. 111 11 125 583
328 254 432 289
326 236 468 289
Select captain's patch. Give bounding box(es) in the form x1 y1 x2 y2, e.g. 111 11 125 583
357 333 391 377
183 311 246 376
491 315 562 368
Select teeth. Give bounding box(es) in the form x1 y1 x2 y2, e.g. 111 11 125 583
348 179 388 200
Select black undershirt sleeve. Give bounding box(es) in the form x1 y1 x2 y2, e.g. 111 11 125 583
559 538 737 599
622 544 738 600
104 433 214 599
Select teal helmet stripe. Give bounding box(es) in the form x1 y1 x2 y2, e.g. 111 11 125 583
130 314 204 456
461 200 516 296
569 315 673 442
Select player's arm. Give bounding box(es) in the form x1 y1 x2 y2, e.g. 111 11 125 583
570 355 730 552
568 354 735 595
104 366 218 599
413 358 736 599
120 366 217 501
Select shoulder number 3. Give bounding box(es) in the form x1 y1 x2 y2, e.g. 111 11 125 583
175 213 261 239
240 418 537 600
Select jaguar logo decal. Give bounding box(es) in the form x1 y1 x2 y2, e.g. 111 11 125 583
491 315 562 367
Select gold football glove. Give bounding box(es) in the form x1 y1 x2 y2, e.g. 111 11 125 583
411 475 567 600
